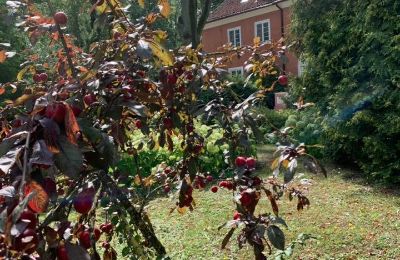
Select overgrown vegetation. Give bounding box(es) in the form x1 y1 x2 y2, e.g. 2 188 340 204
290 0 400 182
0 0 324 259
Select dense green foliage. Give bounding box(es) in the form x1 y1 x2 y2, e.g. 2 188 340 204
0 0 26 83
290 0 400 182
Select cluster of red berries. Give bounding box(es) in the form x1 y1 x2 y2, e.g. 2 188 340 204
193 174 213 189
235 156 256 169
55 220 113 259
33 73 48 83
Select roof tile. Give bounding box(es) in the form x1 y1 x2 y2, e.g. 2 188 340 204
208 0 280 22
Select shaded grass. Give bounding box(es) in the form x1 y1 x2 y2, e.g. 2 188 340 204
146 146 400 259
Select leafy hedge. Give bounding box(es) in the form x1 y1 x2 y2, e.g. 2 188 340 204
290 0 400 182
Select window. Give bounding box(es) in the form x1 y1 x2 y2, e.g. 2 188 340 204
254 20 271 43
227 27 241 47
298 59 307 76
228 67 243 77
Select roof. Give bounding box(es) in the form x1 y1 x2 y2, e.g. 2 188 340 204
207 0 282 22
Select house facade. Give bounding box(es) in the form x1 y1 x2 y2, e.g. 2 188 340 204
202 0 301 77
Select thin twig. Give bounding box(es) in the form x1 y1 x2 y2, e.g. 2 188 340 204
19 130 31 198
89 182 103 259
46 0 80 83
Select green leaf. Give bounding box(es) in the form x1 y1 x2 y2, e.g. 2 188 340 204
121 100 149 117
54 136 83 179
267 225 285 250
0 145 23 175
11 192 36 223
0 131 28 157
65 241 90 260
221 228 235 249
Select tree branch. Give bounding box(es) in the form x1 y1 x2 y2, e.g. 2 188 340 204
188 0 198 48
95 171 166 256
196 0 212 41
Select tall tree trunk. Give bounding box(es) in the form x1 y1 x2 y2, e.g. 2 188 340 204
178 0 212 48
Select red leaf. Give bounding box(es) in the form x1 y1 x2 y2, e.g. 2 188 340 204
24 181 49 213
264 188 279 216
0 50 6 63
64 104 80 145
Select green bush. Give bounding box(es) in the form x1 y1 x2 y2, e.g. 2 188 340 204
290 0 400 182
116 122 239 180
253 106 290 137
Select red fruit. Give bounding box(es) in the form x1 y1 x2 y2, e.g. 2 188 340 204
186 124 194 133
252 176 262 186
14 228 38 253
100 223 113 234
54 12 68 25
186 72 194 81
57 245 69 260
136 70 145 78
45 103 66 124
43 178 57 197
167 74 177 85
163 185 171 193
11 119 22 128
19 209 37 229
164 167 172 175
84 93 96 106
58 92 69 101
240 191 255 207
194 176 205 189
57 188 65 196
246 157 256 169
193 144 203 154
113 31 122 40
73 189 94 214
135 120 142 129
163 117 173 129
235 156 247 167
233 211 241 220
206 175 213 182
71 105 82 117
105 223 113 234
39 73 48 82
278 75 288 86
226 181 234 190
178 85 186 94
102 241 110 250
219 181 227 188
33 74 41 83
94 228 101 241
79 231 91 249
210 186 218 193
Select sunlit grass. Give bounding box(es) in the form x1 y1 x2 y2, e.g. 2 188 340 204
146 146 400 259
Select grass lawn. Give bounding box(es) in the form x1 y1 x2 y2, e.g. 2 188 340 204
146 146 400 259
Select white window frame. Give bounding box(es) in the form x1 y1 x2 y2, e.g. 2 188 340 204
228 66 244 77
254 19 271 43
298 59 307 76
227 26 241 47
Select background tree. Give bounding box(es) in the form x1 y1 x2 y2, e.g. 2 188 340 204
290 0 400 183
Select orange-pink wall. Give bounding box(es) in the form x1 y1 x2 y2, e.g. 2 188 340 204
202 7 298 75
